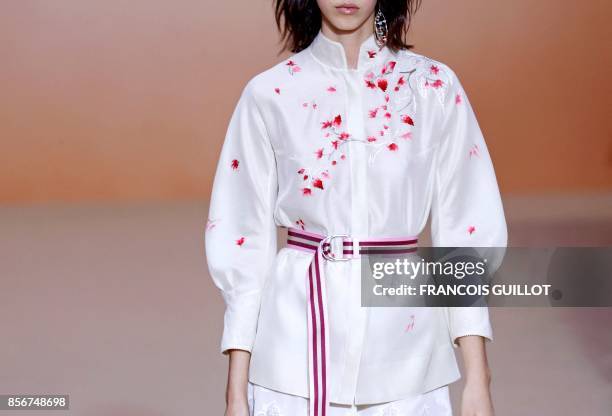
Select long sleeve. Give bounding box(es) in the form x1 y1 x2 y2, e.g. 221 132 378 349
430 67 508 346
204 79 278 354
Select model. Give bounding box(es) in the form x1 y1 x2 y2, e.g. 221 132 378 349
205 1 507 415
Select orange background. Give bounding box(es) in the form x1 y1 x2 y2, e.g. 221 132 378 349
1 0 610 204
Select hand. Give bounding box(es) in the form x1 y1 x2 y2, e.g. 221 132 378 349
461 378 494 416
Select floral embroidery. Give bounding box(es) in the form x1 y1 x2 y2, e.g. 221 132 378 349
236 236 246 246
292 55 453 195
467 225 476 235
302 100 318 110
378 405 399 416
362 58 417 155
255 402 282 416
469 144 480 158
404 314 415 332
274 87 280 95
364 61 396 92
231 159 239 170
295 218 306 230
401 115 415 126
455 93 462 105
367 49 377 58
295 114 352 195
205 218 219 231
286 60 301 75
426 79 444 89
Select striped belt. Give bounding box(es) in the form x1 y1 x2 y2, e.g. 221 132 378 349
286 227 418 416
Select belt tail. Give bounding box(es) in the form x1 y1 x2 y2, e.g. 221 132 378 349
307 248 329 416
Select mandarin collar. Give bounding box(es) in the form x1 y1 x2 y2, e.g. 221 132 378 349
307 30 391 72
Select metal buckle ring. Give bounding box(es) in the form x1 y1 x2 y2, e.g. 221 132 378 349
319 234 350 261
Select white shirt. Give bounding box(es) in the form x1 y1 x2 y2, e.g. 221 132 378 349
205 30 507 405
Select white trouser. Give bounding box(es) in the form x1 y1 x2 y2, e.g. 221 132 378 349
247 382 453 416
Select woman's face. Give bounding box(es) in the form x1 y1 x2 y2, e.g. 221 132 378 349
316 0 377 32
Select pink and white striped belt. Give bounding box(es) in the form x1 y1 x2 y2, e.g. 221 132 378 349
286 227 418 416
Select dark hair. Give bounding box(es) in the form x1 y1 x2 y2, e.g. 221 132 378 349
274 0 422 53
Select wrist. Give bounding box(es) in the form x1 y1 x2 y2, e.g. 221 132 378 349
226 387 248 406
465 367 491 387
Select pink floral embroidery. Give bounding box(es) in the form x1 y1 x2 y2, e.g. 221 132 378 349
468 225 476 235
404 314 415 332
327 86 337 93
236 237 245 246
364 60 396 92
295 218 306 230
302 100 317 110
469 144 480 158
377 78 388 92
274 87 280 94
286 60 301 75
367 50 377 58
401 115 415 126
387 143 398 151
206 218 219 231
430 65 440 75
455 93 462 105
394 76 406 91
302 188 312 196
231 159 239 170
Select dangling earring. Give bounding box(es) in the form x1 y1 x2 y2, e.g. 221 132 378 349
374 6 388 48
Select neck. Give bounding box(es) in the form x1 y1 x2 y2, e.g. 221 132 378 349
320 16 375 70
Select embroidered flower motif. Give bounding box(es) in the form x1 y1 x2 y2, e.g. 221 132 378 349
387 143 398 151
301 100 318 110
327 86 337 93
377 79 388 92
430 64 440 75
394 76 406 91
469 144 480 158
297 114 354 195
286 60 301 75
236 237 246 246
295 218 306 230
468 225 476 235
274 87 280 95
255 403 282 416
364 60 396 93
405 314 416 332
379 405 399 416
401 115 415 126
367 50 377 58
231 159 239 170
455 93 462 105
205 218 219 231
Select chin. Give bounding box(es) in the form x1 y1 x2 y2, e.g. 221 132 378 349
327 15 367 32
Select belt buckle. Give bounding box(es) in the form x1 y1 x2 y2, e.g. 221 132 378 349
320 234 350 261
